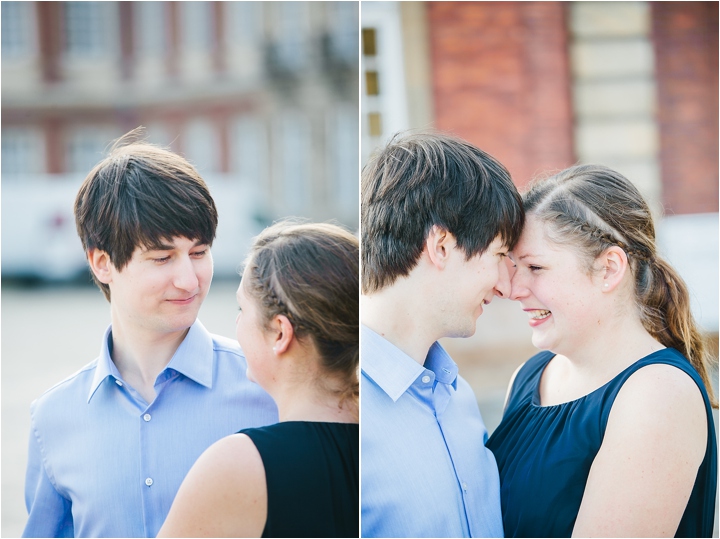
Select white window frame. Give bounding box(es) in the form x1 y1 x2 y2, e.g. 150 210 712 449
64 2 111 58
135 2 167 57
326 105 359 214
1 2 36 59
326 1 358 65
66 126 118 174
232 115 268 186
226 2 264 46
361 2 409 164
183 119 219 175
180 1 213 53
275 112 311 213
1 126 46 176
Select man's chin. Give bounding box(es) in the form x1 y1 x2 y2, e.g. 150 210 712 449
446 322 478 339
160 314 199 335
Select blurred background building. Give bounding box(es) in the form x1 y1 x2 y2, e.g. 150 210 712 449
361 0 718 429
2 0 359 280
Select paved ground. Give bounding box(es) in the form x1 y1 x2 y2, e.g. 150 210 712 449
2 279 717 537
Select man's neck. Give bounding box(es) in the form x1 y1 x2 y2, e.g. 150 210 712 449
110 317 191 403
361 285 437 365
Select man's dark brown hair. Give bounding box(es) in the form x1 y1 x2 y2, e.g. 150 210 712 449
361 131 524 294
74 129 218 301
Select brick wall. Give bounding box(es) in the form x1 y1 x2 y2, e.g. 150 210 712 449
652 1 719 214
428 2 575 188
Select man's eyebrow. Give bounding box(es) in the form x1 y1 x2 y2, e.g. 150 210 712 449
143 239 207 252
143 243 174 252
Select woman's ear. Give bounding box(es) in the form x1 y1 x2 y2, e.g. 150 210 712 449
424 225 456 270
88 249 113 284
271 314 295 355
600 246 629 292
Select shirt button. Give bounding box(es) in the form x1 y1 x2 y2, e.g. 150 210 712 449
115 380 123 386
421 375 431 383
145 478 153 486
143 414 151 422
462 482 468 491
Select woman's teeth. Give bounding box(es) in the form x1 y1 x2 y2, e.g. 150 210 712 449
528 310 551 320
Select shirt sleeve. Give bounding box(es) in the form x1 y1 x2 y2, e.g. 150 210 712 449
23 418 73 538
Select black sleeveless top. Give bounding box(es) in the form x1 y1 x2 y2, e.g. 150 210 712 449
486 348 717 538
238 421 359 538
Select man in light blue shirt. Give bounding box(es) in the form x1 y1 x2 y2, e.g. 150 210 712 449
23 134 277 537
360 132 525 537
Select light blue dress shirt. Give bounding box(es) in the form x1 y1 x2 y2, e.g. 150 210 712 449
23 320 278 538
361 325 503 538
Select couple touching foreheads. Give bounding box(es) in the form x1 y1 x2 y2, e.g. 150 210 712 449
360 132 717 538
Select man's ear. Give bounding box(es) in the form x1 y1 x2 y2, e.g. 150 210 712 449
425 225 455 270
88 249 113 285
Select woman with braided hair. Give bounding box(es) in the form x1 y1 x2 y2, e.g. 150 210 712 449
486 164 717 537
159 220 359 538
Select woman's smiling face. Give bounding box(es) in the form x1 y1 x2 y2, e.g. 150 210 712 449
509 215 605 356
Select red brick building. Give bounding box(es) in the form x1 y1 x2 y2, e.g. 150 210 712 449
362 1 718 214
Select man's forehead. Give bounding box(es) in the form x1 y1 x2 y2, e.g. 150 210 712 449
490 235 508 250
137 236 204 252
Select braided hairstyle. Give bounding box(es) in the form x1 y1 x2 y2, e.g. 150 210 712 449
524 164 716 407
242 220 359 410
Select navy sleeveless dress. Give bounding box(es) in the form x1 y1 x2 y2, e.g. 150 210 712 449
486 348 717 538
239 421 359 538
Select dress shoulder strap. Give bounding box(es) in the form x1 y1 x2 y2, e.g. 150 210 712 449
506 350 555 411
596 347 711 431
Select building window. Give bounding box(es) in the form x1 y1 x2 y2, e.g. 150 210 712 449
326 2 358 64
183 119 219 175
361 3 409 164
67 127 115 174
277 113 310 213
365 70 380 95
362 27 383 141
328 105 359 213
1 127 45 175
362 28 377 56
135 2 167 56
274 2 309 71
180 1 212 53
143 122 172 148
64 2 108 57
227 2 264 45
1 2 34 58
233 116 268 186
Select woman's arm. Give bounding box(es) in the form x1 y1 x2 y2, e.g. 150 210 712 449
158 434 267 538
572 364 707 537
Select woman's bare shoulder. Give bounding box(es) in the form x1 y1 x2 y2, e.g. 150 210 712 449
158 433 267 538
572 362 708 537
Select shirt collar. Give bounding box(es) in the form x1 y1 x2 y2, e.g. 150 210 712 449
425 341 459 388
361 324 458 402
87 319 214 403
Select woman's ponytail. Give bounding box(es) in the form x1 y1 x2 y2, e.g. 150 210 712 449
635 256 717 407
